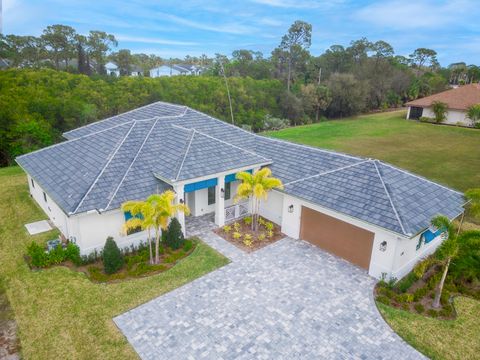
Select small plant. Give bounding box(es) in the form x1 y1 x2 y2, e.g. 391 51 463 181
432 101 448 123
266 230 274 238
258 217 266 226
27 241 49 268
233 222 241 232
466 104 480 127
64 242 82 266
102 237 124 274
413 286 429 301
258 233 266 241
396 293 414 304
232 232 242 240
427 309 439 318
223 225 232 233
183 239 194 252
414 303 425 313
264 222 274 231
243 216 252 226
243 234 253 247
376 296 390 305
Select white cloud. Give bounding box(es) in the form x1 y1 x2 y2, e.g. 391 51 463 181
116 35 199 46
258 17 283 26
354 0 477 30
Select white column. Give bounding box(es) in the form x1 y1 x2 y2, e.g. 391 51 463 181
173 184 186 236
215 176 225 227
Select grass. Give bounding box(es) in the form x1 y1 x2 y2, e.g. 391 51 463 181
378 297 480 360
0 166 229 359
266 110 480 192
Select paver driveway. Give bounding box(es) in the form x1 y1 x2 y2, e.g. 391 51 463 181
114 234 424 360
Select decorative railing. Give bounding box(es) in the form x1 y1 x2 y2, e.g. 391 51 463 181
225 201 249 222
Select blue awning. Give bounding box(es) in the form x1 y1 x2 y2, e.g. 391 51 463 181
423 228 445 243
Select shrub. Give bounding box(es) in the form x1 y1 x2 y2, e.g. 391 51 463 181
419 116 434 123
243 234 253 247
164 218 185 250
376 296 390 305
27 241 49 268
233 232 242 239
264 222 274 231
396 293 414 304
258 217 265 226
427 309 439 318
64 243 82 265
48 245 66 264
243 216 252 225
377 287 395 299
395 272 418 293
467 104 480 127
258 233 266 241
233 222 241 232
263 114 289 131
267 230 274 238
102 237 124 274
414 303 425 313
413 286 429 301
183 239 194 252
222 225 232 233
432 101 448 123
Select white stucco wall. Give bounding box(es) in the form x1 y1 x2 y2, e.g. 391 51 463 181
187 181 239 217
279 193 419 280
149 66 182 78
27 175 71 239
421 107 470 126
259 190 283 225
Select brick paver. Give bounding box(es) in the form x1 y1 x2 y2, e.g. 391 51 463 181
114 232 425 360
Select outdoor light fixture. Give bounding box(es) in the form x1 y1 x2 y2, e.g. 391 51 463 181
379 241 387 252
288 204 294 213
179 199 184 204
220 188 225 198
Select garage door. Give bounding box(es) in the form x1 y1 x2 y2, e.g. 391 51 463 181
300 206 374 270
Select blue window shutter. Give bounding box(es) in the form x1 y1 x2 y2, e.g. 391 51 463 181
124 211 133 221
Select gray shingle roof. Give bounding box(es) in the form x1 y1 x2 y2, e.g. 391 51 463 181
16 101 465 236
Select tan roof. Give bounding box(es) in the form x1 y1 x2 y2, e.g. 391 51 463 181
406 83 480 111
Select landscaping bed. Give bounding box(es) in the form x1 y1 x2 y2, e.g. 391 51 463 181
214 216 284 252
25 237 198 283
375 230 480 320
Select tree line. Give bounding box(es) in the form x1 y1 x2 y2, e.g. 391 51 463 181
1 21 480 166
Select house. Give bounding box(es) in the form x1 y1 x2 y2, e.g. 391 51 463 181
105 61 120 77
149 64 204 77
16 102 465 280
130 65 143 77
405 83 480 126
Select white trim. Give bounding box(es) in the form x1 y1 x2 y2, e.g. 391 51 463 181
103 118 161 211
373 161 408 235
72 122 137 214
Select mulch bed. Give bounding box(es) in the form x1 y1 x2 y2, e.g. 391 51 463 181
214 216 284 252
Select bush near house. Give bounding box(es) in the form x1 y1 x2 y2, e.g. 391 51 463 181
102 237 124 274
26 241 82 268
432 101 448 123
164 218 185 250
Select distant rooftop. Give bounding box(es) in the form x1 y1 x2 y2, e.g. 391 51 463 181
406 83 480 111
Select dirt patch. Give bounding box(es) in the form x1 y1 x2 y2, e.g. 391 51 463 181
214 216 284 252
0 283 20 360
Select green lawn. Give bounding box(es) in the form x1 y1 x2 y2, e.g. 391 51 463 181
378 297 480 360
266 110 480 192
0 166 229 359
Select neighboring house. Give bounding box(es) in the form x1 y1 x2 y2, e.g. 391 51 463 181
105 61 120 77
130 65 143 77
405 83 480 126
16 102 465 280
0 58 11 69
150 64 204 77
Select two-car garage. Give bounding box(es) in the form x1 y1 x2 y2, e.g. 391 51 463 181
299 206 375 270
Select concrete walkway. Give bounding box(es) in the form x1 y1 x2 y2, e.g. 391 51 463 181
114 232 425 360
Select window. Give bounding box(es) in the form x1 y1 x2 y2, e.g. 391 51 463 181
31 178 35 188
409 106 423 120
416 236 424 251
43 192 47 203
225 182 231 200
208 186 216 205
124 211 143 235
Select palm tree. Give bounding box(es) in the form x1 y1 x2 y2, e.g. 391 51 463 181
430 215 459 309
146 190 190 264
121 200 155 264
235 168 283 231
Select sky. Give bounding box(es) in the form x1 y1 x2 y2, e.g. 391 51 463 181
2 0 480 65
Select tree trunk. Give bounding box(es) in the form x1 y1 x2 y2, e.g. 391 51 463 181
148 229 153 265
287 57 292 93
433 257 450 308
154 229 161 264
315 105 320 122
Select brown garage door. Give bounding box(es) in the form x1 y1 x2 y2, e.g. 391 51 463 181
300 206 374 270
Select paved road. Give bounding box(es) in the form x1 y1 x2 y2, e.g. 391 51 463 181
114 234 425 360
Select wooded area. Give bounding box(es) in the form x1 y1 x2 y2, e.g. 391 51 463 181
1 21 479 167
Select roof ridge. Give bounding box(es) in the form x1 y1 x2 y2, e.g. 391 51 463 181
103 118 161 211
372 160 408 235
378 161 463 195
174 128 196 181
16 120 137 160
284 160 370 186
71 121 138 214
171 123 272 163
63 102 187 137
